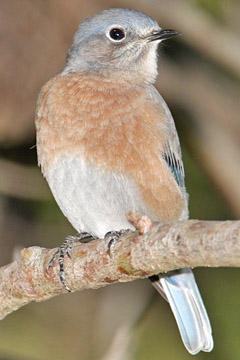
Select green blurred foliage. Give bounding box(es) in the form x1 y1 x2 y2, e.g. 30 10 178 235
183 146 232 221
194 0 227 20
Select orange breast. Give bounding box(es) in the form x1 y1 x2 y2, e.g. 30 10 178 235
36 73 185 222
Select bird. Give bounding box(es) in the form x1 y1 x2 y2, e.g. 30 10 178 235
35 8 213 355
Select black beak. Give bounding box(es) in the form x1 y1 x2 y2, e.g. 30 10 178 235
148 28 181 42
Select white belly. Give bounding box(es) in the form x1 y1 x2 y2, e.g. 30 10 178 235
46 155 155 238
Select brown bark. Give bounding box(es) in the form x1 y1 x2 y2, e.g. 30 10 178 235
0 212 239 321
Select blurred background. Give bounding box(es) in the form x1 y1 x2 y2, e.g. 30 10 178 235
0 0 239 359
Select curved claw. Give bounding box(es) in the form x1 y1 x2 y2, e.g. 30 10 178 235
46 248 60 277
104 229 132 256
46 232 96 291
59 254 71 292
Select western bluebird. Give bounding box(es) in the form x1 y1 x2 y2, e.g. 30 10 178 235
35 8 213 354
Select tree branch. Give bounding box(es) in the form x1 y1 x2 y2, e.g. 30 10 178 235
0 212 239 321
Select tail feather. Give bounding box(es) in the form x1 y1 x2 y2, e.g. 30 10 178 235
151 268 213 355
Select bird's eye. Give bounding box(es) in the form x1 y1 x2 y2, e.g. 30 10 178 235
109 28 125 41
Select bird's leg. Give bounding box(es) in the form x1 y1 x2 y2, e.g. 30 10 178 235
104 229 132 255
46 232 96 292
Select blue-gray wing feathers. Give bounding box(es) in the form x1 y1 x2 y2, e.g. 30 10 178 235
147 86 185 188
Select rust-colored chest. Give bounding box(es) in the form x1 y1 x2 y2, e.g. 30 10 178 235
36 73 186 222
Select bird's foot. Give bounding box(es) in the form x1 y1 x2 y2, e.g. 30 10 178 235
104 229 132 256
46 232 96 292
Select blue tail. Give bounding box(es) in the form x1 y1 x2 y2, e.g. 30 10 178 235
151 268 213 355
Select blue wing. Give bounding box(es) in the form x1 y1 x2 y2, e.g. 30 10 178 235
147 85 186 189
163 146 185 188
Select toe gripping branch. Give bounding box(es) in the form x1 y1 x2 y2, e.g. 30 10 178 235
104 229 132 255
46 232 95 292
46 229 132 292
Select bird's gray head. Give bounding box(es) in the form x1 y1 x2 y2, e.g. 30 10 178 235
64 9 180 83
